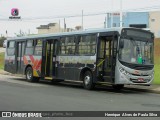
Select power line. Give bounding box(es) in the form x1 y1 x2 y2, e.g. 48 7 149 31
0 5 160 22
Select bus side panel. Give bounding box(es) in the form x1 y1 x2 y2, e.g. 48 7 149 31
4 54 16 74
4 41 17 74
23 55 42 77
56 56 96 81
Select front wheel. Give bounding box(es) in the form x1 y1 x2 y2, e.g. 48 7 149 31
112 84 124 90
26 67 39 82
83 71 95 90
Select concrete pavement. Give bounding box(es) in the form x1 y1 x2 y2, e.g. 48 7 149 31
0 47 5 53
0 69 160 94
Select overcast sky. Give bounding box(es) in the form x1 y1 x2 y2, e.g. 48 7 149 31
0 0 160 37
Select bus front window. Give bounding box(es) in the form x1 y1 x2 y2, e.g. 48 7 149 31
118 38 154 65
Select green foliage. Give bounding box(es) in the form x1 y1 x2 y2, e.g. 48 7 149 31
153 39 160 84
0 52 4 69
0 37 6 47
154 65 160 84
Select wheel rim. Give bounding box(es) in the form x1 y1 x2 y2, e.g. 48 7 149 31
84 75 90 86
27 70 32 80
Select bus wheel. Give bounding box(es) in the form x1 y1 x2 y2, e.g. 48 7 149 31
83 71 95 90
112 84 124 90
26 67 39 82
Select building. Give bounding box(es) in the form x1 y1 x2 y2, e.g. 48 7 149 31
149 11 160 38
37 23 63 34
37 23 74 34
106 12 149 28
106 11 160 38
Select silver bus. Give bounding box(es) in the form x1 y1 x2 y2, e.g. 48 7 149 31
4 27 154 90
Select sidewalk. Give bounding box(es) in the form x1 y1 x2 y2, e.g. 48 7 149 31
0 69 12 75
0 47 5 53
0 69 160 94
125 84 160 94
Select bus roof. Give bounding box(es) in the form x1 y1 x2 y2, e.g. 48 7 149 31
7 28 123 41
7 27 150 41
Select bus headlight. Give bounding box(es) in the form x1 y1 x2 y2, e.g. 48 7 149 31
149 72 154 78
119 67 131 76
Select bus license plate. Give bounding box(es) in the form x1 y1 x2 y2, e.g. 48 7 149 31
138 78 144 82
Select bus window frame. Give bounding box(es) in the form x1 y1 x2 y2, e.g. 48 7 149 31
58 35 76 56
24 39 34 55
7 40 15 56
34 39 43 56
75 34 97 56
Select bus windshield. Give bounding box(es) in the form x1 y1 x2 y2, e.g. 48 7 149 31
118 38 154 65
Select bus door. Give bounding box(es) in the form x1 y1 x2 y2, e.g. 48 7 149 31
16 41 25 74
96 32 118 82
42 39 58 79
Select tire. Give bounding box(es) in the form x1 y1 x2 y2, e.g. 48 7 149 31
112 84 124 90
83 71 95 90
25 67 39 82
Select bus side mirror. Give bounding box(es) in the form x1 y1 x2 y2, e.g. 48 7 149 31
119 39 124 48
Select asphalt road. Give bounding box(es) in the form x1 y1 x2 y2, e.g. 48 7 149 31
0 74 160 112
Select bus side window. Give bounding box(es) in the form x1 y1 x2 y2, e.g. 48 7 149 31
59 38 66 55
7 41 15 56
65 36 75 55
59 36 75 55
78 35 96 55
34 39 42 55
25 40 34 55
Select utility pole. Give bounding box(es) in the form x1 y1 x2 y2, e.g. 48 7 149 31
64 18 66 32
59 19 61 32
120 0 123 27
6 30 8 38
28 29 30 35
111 0 113 28
82 10 83 30
104 16 106 28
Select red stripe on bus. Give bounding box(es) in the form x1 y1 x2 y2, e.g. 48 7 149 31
29 55 35 64
23 56 28 65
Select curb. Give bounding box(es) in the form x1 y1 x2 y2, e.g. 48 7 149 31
149 88 160 94
0 70 23 77
125 86 160 94
0 70 13 75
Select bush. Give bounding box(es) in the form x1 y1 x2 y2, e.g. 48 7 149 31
0 37 6 47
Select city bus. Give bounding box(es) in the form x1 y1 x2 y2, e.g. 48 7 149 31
4 28 154 90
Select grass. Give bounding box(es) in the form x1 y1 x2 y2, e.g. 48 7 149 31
154 55 160 84
153 38 160 84
154 64 160 84
0 52 4 70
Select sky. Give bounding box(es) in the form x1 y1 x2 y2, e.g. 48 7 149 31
0 0 160 37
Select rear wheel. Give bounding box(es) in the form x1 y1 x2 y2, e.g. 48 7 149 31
112 84 124 90
26 67 39 82
83 71 95 90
